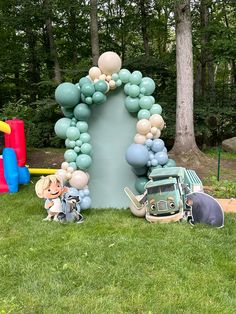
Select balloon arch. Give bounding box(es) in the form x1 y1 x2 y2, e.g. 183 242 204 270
54 51 176 209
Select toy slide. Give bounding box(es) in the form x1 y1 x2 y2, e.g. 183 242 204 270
0 119 30 193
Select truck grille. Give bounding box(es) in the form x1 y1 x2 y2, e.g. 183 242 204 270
157 200 168 211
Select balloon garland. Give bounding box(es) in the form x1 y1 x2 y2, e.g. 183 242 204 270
54 51 176 207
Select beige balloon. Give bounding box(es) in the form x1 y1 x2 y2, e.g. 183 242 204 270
149 114 165 130
89 67 102 80
69 170 89 189
136 119 151 135
98 51 122 75
55 169 67 183
134 133 146 144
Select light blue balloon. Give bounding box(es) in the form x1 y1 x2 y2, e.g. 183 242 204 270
94 80 108 93
128 84 140 98
64 149 78 162
119 69 131 83
139 96 153 110
145 139 153 148
73 103 91 121
155 151 168 165
76 121 88 133
66 126 80 141
80 132 91 143
139 77 156 95
124 96 140 113
76 154 92 170
150 103 162 115
80 196 92 209
129 71 142 85
151 159 158 167
54 118 71 139
137 109 150 120
135 177 148 194
125 144 149 168
152 139 165 153
68 140 76 148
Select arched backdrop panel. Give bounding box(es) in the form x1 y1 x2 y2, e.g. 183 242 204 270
89 88 137 208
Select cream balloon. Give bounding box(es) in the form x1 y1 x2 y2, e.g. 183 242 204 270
136 119 151 135
69 170 89 189
134 133 146 144
61 161 69 170
146 132 154 139
149 114 165 130
89 66 102 80
55 169 67 182
99 74 107 80
153 129 161 139
66 172 72 180
67 166 74 173
98 51 122 75
109 80 116 89
106 75 112 82
151 127 158 135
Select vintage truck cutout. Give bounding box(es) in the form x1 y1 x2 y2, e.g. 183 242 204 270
125 167 203 223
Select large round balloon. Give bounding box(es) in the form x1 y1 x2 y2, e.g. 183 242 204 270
64 149 78 163
155 151 168 166
73 103 91 121
125 144 149 168
94 80 108 93
89 67 102 80
139 77 156 96
119 69 131 83
124 97 140 113
54 118 71 139
55 82 80 108
66 126 80 141
149 114 165 130
81 83 95 97
69 170 89 189
98 51 122 75
136 119 151 135
76 154 92 170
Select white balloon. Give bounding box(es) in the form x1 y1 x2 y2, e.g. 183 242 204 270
69 170 89 189
61 162 69 170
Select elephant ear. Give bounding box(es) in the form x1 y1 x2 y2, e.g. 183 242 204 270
187 192 224 228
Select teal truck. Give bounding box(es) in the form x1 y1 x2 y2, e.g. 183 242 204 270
124 167 203 223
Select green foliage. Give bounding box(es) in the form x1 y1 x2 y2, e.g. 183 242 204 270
0 99 63 148
0 181 235 313
206 176 236 198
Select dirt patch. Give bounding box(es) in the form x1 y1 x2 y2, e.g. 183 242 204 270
27 148 236 182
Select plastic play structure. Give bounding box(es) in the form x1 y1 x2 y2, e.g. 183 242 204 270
0 119 30 193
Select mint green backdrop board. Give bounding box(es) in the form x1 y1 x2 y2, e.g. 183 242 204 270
88 88 137 208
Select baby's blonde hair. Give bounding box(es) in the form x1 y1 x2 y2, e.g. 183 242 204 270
35 174 63 198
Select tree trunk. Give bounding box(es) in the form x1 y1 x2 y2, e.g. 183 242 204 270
90 0 100 66
43 0 61 84
139 0 150 57
171 0 201 159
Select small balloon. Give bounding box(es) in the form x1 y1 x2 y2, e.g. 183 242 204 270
139 96 153 110
137 109 151 120
76 121 88 133
129 71 142 85
69 170 89 189
73 103 91 121
139 77 156 96
64 149 78 163
149 114 165 130
66 126 80 141
61 162 69 170
92 91 106 105
89 66 102 80
128 84 140 98
150 103 162 115
124 96 140 113
94 80 108 93
135 177 148 194
136 119 151 135
119 69 131 83
76 154 92 170
54 118 72 140
134 133 146 144
80 133 91 143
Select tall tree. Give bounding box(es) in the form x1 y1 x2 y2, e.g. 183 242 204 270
139 0 150 57
171 0 202 160
90 0 100 65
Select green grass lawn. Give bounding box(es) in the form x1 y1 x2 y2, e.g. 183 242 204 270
0 181 235 314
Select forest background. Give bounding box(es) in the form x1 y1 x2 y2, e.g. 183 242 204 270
0 0 235 150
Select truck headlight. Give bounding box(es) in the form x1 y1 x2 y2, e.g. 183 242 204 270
169 202 175 209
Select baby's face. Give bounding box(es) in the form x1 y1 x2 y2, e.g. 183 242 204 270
43 181 63 199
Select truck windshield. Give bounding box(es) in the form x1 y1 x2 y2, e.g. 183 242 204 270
147 184 175 195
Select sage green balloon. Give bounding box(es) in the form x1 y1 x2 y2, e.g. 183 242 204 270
64 149 77 162
129 71 142 85
92 91 106 105
94 80 108 93
124 96 140 113
81 143 92 154
73 103 91 121
54 117 71 140
135 177 148 194
124 83 131 95
76 154 92 170
55 82 80 108
119 69 131 83
80 132 91 143
139 96 153 110
81 83 95 97
128 84 140 98
139 77 156 95
150 103 163 115
137 109 151 120
66 126 80 141
61 107 74 118
76 121 88 133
